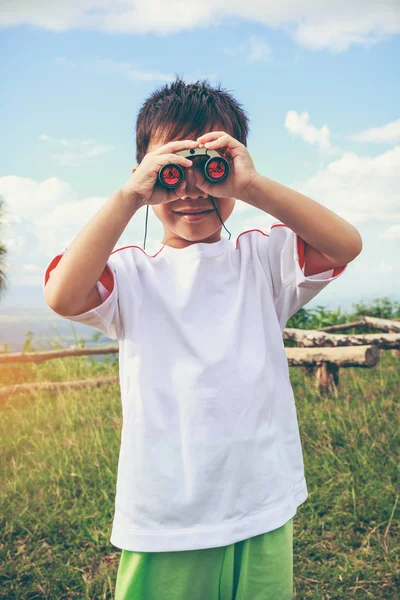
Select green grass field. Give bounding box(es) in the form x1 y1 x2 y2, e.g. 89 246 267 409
1 339 399 598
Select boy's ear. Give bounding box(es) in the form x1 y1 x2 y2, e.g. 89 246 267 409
131 165 138 174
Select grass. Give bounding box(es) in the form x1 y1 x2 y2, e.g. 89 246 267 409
0 342 399 598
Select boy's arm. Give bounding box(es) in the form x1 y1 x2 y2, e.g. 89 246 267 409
242 175 363 276
52 283 102 317
44 188 141 315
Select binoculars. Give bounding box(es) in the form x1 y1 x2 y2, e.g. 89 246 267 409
158 147 229 189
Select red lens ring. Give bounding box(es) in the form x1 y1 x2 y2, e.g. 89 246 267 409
160 165 182 187
205 157 228 181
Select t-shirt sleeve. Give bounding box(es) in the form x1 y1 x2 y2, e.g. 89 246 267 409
256 223 348 331
43 251 122 340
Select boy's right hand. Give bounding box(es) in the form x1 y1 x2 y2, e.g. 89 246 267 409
120 139 199 209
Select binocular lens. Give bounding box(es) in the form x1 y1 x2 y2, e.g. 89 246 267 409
161 166 182 186
206 158 227 180
158 154 229 189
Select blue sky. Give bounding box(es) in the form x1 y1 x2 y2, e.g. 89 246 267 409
1 1 399 332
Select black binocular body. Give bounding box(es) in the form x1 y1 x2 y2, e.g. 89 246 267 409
158 147 229 189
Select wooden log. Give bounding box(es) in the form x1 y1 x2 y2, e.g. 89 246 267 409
316 363 339 391
319 316 400 333
287 345 379 392
361 316 400 333
0 345 119 364
318 320 363 332
0 376 119 401
285 345 380 367
0 346 380 400
1 332 397 367
284 329 400 349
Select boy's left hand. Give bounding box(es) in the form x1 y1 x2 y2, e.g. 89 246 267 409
195 131 258 200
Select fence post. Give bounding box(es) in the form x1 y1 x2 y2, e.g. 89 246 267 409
315 362 340 392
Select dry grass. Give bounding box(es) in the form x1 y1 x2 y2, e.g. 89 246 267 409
1 345 399 598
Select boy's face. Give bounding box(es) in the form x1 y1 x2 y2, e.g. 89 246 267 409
146 125 235 248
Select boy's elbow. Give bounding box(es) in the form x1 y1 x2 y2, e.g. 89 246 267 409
336 228 363 266
351 228 363 259
343 227 363 263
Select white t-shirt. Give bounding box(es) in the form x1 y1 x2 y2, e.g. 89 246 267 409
43 224 347 552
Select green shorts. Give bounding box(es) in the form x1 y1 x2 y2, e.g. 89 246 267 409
114 517 293 600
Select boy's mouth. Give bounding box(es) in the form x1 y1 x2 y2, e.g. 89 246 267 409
173 210 214 222
173 210 214 214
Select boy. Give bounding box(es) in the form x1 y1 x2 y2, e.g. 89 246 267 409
43 78 362 599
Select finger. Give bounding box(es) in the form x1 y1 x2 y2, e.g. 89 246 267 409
151 139 199 156
158 153 193 168
204 136 244 160
197 131 226 144
203 134 233 149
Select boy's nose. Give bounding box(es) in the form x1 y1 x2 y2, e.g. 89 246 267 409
180 166 208 200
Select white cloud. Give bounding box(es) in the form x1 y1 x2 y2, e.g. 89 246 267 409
52 56 216 85
285 146 400 225
0 175 146 286
93 58 174 82
224 36 272 62
34 193 115 252
0 176 77 221
348 118 400 144
291 4 400 52
23 264 43 272
379 262 393 274
50 145 115 167
1 1 399 53
284 110 340 154
378 224 400 240
2 235 24 253
248 36 272 62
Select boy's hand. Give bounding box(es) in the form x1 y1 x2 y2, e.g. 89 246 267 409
195 131 258 201
120 140 199 208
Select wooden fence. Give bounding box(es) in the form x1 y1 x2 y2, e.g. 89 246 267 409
0 316 399 400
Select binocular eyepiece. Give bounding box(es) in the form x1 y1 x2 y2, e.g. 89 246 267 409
158 147 229 189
